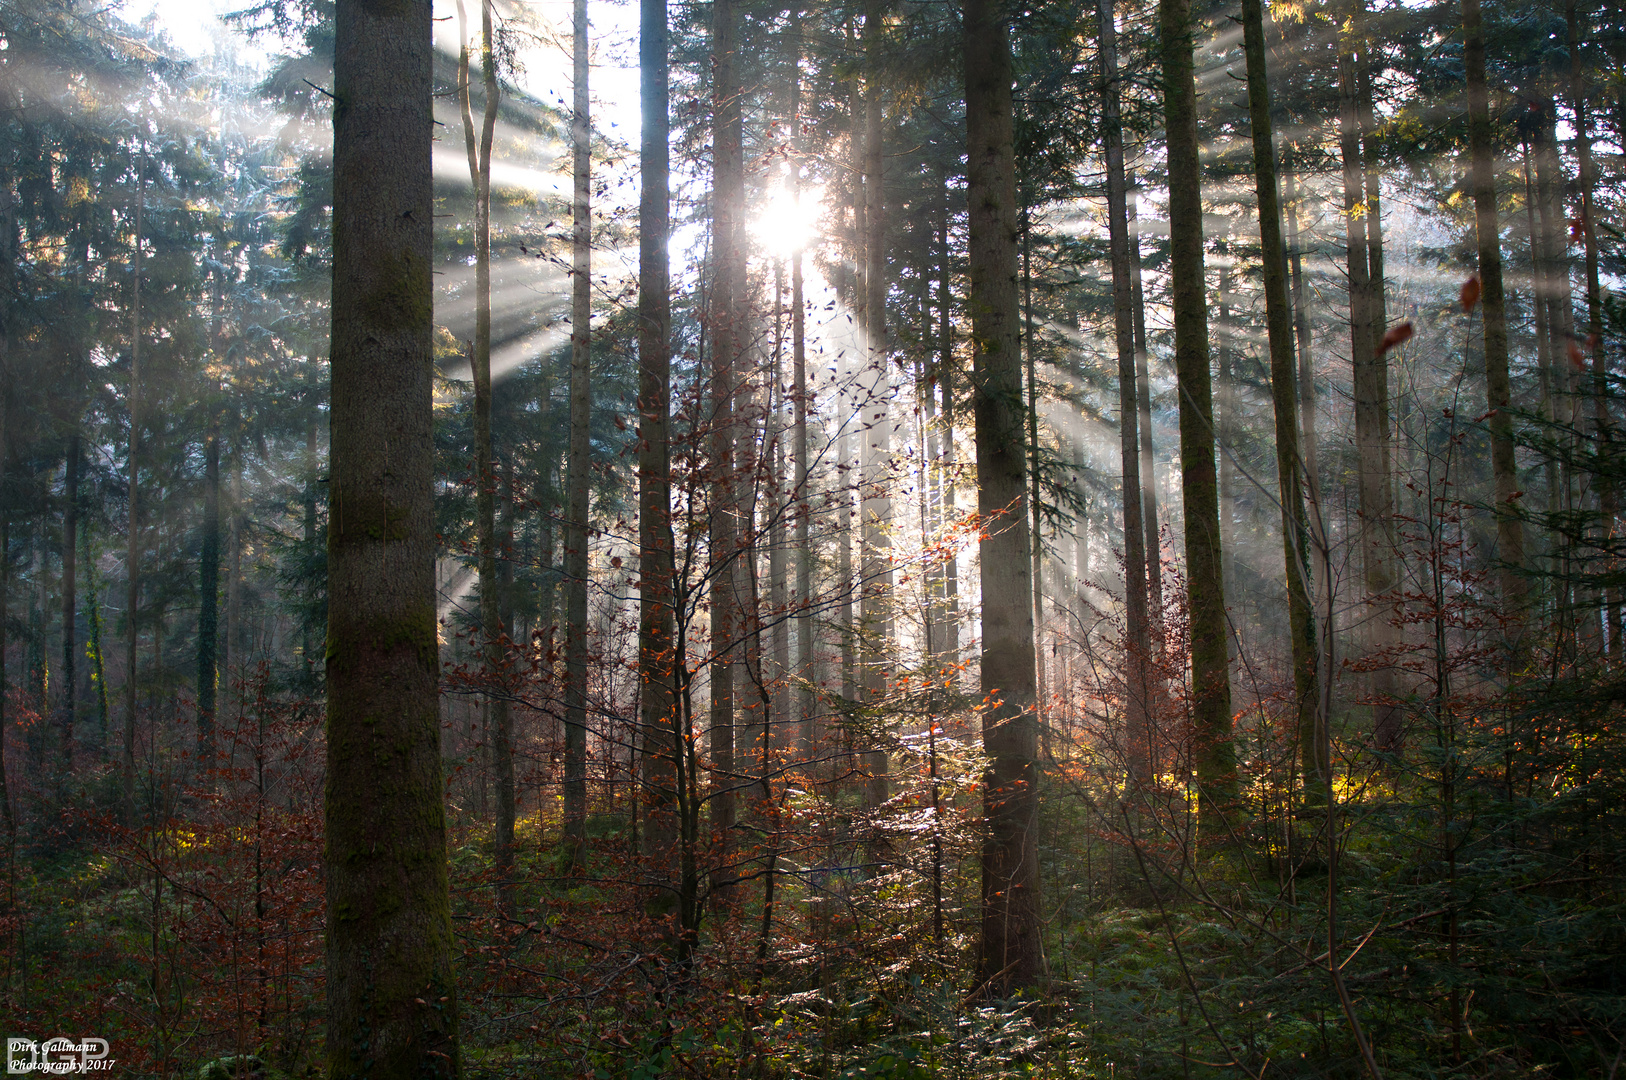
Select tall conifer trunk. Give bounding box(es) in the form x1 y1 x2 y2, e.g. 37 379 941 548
861 0 891 815
1097 0 1152 781
1463 0 1526 624
1160 0 1233 814
1242 0 1321 787
563 0 593 868
325 0 459 1070
709 0 745 886
637 0 681 935
965 0 1040 993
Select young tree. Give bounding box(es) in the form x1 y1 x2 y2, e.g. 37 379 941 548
324 0 460 1072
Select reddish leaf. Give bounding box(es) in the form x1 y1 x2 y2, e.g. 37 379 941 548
1460 274 1482 313
1376 321 1414 357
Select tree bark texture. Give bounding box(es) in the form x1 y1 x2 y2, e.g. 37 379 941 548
1160 0 1234 812
1242 0 1323 788
965 0 1041 994
637 0 679 924
709 0 745 885
325 0 460 1072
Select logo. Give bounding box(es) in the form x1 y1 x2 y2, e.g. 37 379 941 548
6 1039 113 1074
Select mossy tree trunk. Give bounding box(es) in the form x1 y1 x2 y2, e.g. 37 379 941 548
965 0 1041 994
325 0 460 1072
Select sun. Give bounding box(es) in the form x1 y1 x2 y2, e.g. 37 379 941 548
750 172 824 258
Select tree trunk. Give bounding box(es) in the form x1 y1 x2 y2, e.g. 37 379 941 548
563 0 593 870
1097 0 1152 781
325 0 460 1071
637 0 679 928
60 433 80 771
1161 0 1233 816
197 257 223 769
965 0 1041 994
1463 0 1527 625
938 181 960 663
458 0 513 899
709 0 745 888
1127 175 1161 617
861 0 891 815
124 147 143 819
1569 0 1620 657
1242 0 1322 788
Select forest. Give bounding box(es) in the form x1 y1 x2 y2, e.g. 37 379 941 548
1 0 1624 1074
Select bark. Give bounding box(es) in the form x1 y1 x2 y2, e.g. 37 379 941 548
709 0 745 886
861 0 891 815
325 0 460 1071
637 0 679 926
1463 0 1527 623
1097 0 1152 780
563 0 592 867
965 0 1041 993
1161 0 1233 813
1243 0 1322 786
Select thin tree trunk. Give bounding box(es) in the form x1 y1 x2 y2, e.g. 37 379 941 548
1243 0 1322 788
197 258 222 769
1463 0 1527 625
459 0 513 899
938 181 960 663
1097 0 1152 781
325 0 460 1070
124 146 143 819
1339 7 1400 749
60 433 80 771
1161 0 1234 817
563 0 593 869
965 0 1041 993
1127 176 1161 617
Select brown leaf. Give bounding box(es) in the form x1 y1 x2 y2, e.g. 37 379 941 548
1376 321 1414 357
1460 274 1482 313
